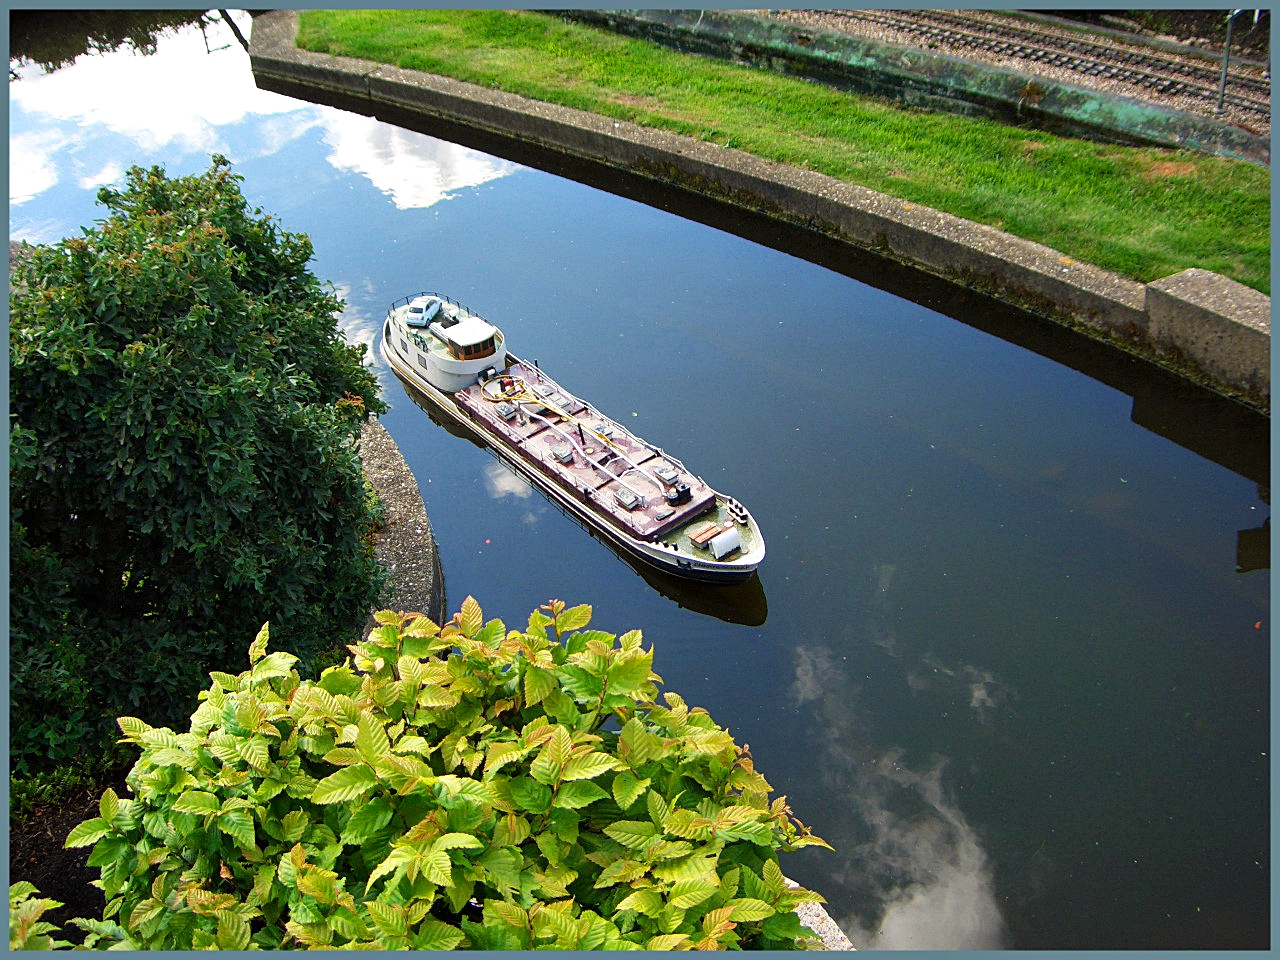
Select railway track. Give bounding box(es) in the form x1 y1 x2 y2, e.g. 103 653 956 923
774 9 1270 134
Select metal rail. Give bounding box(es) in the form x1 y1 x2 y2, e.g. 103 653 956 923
787 10 1270 125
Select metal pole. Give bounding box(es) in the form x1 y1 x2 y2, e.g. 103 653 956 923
1217 9 1243 113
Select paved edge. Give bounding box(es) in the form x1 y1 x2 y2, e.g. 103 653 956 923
358 417 446 632
248 11 1268 413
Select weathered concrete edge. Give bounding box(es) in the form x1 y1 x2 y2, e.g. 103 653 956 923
250 11 1268 412
358 418 446 632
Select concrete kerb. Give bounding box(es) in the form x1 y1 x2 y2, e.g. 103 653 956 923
249 10 1267 413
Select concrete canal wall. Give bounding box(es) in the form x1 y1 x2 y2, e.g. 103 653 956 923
249 11 1269 413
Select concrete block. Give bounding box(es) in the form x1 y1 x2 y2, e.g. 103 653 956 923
1146 269 1270 398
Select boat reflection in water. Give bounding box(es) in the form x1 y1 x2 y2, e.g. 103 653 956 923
393 372 768 626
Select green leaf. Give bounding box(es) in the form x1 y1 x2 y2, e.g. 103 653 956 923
493 813 531 847
762 909 804 941
329 905 371 942
235 736 271 772
553 780 608 810
116 717 152 741
475 618 506 647
664 809 715 841
646 933 690 950
99 788 119 825
523 665 557 707
612 771 651 810
646 790 670 828
509 776 552 814
248 622 270 664
433 833 484 853
718 820 776 846
562 751 623 781
65 818 110 848
342 795 393 845
298 866 342 905
217 808 256 849
727 898 776 922
364 899 408 937
603 820 658 851
606 652 654 694
458 596 484 636
147 747 195 770
215 910 251 950
617 888 665 918
668 878 719 910
420 846 452 886
365 845 414 894
417 685 460 709
484 739 527 778
559 664 604 700
413 918 465 951
312 764 377 804
250 650 298 683
593 858 648 888
281 809 310 843
530 725 572 785
555 603 593 634
762 858 786 896
619 718 664 767
477 846 524 899
534 863 578 899
356 710 391 765
172 790 222 816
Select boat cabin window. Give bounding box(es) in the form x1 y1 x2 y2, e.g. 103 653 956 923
436 315 499 361
449 335 496 360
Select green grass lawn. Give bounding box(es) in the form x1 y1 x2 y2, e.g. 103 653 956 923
297 9 1270 294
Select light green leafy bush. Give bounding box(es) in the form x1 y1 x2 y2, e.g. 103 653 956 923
65 599 832 949
9 882 72 950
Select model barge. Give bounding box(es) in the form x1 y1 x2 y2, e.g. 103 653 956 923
380 292 765 582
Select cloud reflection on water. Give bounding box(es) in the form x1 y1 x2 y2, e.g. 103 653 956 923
483 462 543 528
9 11 521 219
323 113 520 210
791 563 1010 950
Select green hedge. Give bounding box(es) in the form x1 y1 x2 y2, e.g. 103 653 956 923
55 599 832 950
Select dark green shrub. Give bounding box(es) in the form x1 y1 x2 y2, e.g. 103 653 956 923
66 599 832 949
9 157 387 772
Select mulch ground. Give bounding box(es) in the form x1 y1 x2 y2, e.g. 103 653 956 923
9 768 131 941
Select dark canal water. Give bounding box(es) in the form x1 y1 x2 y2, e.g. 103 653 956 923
10 14 1269 949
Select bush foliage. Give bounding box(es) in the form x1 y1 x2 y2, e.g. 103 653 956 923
9 157 387 773
62 599 832 950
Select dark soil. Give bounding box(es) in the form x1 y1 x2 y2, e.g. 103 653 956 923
8 768 130 942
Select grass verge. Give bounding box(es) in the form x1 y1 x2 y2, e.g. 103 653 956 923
296 9 1269 294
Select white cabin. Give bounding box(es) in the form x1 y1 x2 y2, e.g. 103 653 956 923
387 294 507 393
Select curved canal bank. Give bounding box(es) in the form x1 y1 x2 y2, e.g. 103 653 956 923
358 417 446 631
248 10 1268 414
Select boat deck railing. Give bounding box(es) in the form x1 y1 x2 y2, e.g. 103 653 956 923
387 291 481 320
